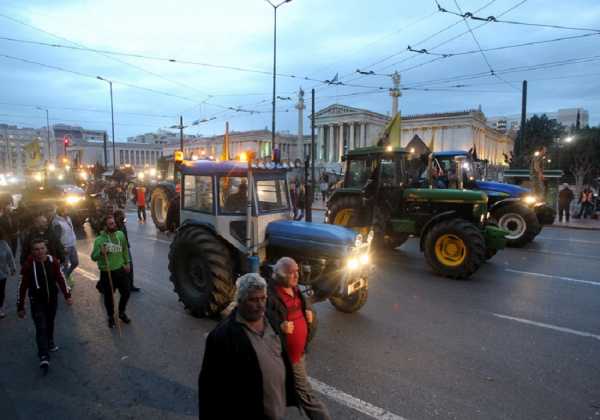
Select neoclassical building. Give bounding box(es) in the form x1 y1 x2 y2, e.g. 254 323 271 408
312 104 389 169
400 109 513 165
311 105 513 169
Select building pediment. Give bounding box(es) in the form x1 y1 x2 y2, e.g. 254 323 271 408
312 103 389 122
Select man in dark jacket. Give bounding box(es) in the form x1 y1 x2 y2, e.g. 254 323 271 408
558 183 575 222
21 215 65 266
198 273 297 420
17 239 73 374
267 257 331 420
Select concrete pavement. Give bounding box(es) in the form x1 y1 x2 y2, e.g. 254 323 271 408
1 214 599 420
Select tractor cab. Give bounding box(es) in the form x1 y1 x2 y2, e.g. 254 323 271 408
429 150 486 189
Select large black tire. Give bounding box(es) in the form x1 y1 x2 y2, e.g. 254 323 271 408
151 186 175 232
424 219 486 279
327 195 364 227
493 204 540 247
329 287 368 313
168 225 235 317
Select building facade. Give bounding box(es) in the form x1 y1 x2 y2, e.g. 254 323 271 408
126 129 202 145
67 140 163 169
488 107 590 133
400 110 513 165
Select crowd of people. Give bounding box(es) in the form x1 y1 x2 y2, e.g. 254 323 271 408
0 194 141 374
557 183 599 222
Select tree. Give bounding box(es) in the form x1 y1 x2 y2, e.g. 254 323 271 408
510 115 564 168
561 127 600 192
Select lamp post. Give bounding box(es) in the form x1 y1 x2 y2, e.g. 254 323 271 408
266 0 292 159
36 107 52 163
97 76 116 169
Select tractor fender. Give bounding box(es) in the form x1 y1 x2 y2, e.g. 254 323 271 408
178 219 242 256
488 197 522 213
419 210 458 251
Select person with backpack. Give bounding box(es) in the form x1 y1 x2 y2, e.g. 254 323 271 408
52 205 79 287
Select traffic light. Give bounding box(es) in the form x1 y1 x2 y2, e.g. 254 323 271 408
63 136 70 146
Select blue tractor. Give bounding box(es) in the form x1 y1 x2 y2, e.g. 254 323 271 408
168 158 372 317
430 150 555 247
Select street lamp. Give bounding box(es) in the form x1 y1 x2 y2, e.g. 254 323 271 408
36 106 52 163
265 0 292 159
565 136 574 143
96 76 116 169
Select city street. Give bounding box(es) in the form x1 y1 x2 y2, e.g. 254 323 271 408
1 214 599 420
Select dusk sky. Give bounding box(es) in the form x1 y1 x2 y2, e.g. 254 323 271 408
1 0 599 141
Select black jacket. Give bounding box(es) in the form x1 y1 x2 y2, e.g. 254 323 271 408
21 227 66 265
198 309 297 420
266 282 317 353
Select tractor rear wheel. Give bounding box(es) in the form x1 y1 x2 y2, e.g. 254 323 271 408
168 225 235 317
493 204 539 247
329 287 368 313
424 219 486 279
151 186 175 232
327 195 364 227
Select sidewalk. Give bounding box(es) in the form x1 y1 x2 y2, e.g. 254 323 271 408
546 216 600 231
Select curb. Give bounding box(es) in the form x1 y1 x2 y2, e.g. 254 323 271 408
544 224 600 232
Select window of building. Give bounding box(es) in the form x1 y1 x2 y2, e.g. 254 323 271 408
183 175 213 213
219 176 247 214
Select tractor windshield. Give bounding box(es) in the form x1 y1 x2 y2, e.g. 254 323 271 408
255 178 289 213
220 176 247 214
345 158 371 188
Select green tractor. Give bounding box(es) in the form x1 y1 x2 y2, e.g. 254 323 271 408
326 145 507 279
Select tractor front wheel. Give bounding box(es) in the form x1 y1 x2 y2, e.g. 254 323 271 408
168 225 235 317
329 287 368 313
493 204 540 247
151 186 175 232
424 219 486 279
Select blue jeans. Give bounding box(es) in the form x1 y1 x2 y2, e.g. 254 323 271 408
64 246 79 278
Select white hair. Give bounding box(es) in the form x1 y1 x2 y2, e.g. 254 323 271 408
272 257 297 284
235 273 267 303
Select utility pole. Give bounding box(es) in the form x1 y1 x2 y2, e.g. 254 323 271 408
520 80 527 147
307 88 316 222
296 87 305 162
44 109 51 162
109 81 116 169
179 115 184 156
103 131 108 168
390 71 401 117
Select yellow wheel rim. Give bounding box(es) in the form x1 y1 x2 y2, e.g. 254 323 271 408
334 209 355 226
434 234 467 267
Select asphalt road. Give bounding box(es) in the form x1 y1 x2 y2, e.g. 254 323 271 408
1 215 599 420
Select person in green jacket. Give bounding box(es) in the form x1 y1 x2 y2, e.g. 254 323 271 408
91 215 132 328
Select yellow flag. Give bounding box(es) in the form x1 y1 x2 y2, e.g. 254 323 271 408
24 140 43 169
378 113 402 147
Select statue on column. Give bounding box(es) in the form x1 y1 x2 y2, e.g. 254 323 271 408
530 146 547 197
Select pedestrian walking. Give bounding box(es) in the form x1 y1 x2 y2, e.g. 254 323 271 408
267 257 331 420
319 178 328 202
558 183 575 223
0 196 18 256
136 186 147 223
52 205 79 287
21 215 65 266
17 239 73 374
91 215 132 328
114 209 140 292
294 185 306 221
198 272 298 420
577 186 594 219
290 182 299 220
0 230 16 318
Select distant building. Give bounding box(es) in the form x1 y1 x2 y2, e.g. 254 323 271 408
126 129 200 145
488 107 590 133
163 129 305 163
67 140 163 169
0 123 46 174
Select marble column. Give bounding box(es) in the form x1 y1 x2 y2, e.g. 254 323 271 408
338 123 344 161
317 125 324 161
16 143 22 175
360 123 366 147
328 125 335 162
349 123 355 150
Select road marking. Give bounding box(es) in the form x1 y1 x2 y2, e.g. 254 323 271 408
492 313 600 341
518 248 597 259
505 269 600 287
308 377 407 420
76 268 98 281
537 236 600 245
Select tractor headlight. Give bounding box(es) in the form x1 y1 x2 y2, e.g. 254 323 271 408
346 257 359 270
65 195 83 205
359 254 369 265
522 195 537 205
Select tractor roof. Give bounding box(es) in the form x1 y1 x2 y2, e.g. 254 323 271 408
179 159 287 177
345 145 407 159
432 150 470 158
